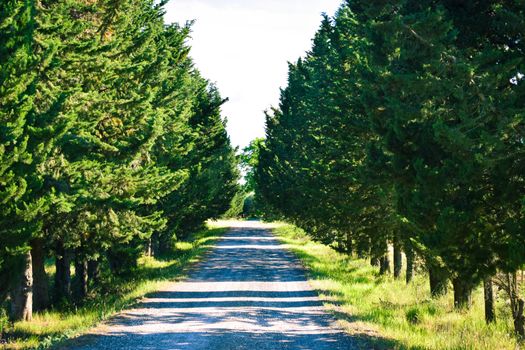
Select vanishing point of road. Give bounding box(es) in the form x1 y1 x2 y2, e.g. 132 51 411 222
62 221 356 350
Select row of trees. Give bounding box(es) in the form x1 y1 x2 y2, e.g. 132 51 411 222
222 138 265 219
0 0 238 322
256 0 524 336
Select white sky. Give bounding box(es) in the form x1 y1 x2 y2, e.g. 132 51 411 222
164 0 342 149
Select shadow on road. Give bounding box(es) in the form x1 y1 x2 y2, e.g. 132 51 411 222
186 227 307 283
67 330 355 350
61 224 407 350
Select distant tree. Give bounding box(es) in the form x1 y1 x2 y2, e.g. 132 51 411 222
240 138 264 193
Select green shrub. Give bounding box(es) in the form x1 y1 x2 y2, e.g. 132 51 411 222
406 307 421 325
223 190 247 219
0 308 8 338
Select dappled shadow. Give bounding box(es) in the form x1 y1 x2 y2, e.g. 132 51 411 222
62 222 402 350
186 227 306 282
102 306 336 330
148 290 319 299
139 299 323 309
66 330 350 350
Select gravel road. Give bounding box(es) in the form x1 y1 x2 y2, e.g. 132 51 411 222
63 221 356 349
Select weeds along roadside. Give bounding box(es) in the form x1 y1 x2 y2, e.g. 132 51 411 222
273 224 522 350
0 225 227 350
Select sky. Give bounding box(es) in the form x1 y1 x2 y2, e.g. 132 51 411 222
164 0 342 149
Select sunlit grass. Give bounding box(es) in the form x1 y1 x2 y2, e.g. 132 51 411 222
2 225 226 349
275 224 520 350
5 221 517 349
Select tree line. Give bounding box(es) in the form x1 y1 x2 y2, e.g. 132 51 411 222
256 0 524 336
223 138 265 219
0 0 238 322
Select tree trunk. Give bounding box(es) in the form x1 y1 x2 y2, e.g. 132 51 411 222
428 265 448 297
379 254 390 275
30 239 50 311
452 277 472 309
405 243 414 284
152 232 171 257
370 257 379 267
515 299 525 338
356 240 368 259
146 238 153 257
152 233 160 258
393 233 402 279
74 252 88 301
10 252 33 321
345 232 353 256
483 277 496 324
88 260 100 285
508 273 525 338
54 241 71 301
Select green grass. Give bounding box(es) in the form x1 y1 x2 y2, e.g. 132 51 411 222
1 224 227 349
274 224 521 350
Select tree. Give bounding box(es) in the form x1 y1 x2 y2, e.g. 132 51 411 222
257 9 396 267
240 138 264 193
346 0 523 309
0 0 37 309
1 0 239 321
255 0 525 331
153 78 239 253
0 0 77 320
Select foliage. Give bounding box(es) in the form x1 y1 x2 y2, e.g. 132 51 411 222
2 225 226 349
240 137 264 193
223 190 247 219
0 0 237 322
256 0 525 335
274 224 520 350
0 0 67 301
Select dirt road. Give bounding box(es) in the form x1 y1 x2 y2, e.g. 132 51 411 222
64 221 355 349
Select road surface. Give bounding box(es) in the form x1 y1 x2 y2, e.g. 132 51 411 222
64 221 356 349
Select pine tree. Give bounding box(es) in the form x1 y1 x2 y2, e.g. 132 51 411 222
353 0 524 309
257 8 396 266
52 0 191 283
0 0 36 305
158 79 238 248
1 0 239 322
0 0 77 320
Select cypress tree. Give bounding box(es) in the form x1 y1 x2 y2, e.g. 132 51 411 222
257 7 397 270
256 0 524 331
2 0 239 319
1 0 75 320
0 0 37 307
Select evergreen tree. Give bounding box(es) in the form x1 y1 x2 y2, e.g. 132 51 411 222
348 0 525 309
156 79 238 251
256 0 524 329
257 9 395 263
0 0 37 305
0 0 77 320
1 0 239 320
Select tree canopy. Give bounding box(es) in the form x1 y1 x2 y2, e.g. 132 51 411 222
256 0 524 335
0 0 238 321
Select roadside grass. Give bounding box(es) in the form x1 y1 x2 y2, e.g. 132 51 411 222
274 224 520 350
1 224 227 349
